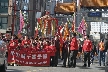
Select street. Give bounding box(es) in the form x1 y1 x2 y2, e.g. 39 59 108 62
7 59 105 72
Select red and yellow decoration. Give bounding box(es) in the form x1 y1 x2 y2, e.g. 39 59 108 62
36 11 58 37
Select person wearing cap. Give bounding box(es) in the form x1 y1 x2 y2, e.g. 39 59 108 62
82 35 92 67
68 32 78 68
98 39 105 66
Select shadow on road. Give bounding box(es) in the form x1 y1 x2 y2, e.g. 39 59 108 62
7 69 23 72
96 66 105 70
93 61 99 64
76 65 92 69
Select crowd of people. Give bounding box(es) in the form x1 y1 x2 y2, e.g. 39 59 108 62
0 32 108 68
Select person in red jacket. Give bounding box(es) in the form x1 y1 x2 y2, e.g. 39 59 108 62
82 35 92 67
22 36 31 48
49 41 56 67
44 40 50 51
9 35 18 49
69 33 78 68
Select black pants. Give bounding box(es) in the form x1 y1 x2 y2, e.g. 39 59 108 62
50 56 55 66
84 52 91 66
62 47 64 60
69 50 78 67
54 51 59 66
63 49 68 66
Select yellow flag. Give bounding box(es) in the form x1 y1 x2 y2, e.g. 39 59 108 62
52 20 55 36
64 23 69 40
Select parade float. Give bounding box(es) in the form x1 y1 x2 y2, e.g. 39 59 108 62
36 11 58 37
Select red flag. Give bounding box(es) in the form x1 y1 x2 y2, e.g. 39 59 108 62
77 18 86 36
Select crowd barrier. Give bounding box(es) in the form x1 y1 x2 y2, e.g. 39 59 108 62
8 47 56 66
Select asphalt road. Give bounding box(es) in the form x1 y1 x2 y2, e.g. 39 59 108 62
7 59 105 72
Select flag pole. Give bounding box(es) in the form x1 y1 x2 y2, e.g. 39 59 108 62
76 0 80 38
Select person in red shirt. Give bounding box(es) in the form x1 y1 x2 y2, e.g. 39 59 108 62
22 36 31 48
44 40 50 52
82 35 92 67
9 40 17 50
16 43 23 50
9 35 18 49
22 36 31 47
29 43 37 52
69 33 78 68
49 41 56 67
38 40 44 51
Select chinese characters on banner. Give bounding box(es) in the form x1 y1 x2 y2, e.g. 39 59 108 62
8 50 50 66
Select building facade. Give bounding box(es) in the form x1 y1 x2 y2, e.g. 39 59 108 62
91 22 108 33
0 0 8 33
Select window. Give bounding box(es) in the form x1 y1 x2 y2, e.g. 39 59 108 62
0 17 8 29
0 18 1 23
102 29 104 31
4 2 8 6
2 18 7 23
1 2 4 6
2 24 7 29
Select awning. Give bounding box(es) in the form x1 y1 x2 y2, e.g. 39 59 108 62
54 2 76 14
80 0 108 7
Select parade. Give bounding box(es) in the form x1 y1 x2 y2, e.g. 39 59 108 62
0 0 108 72
0 29 107 68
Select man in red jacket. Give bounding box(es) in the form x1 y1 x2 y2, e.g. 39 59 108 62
69 33 78 68
82 35 92 67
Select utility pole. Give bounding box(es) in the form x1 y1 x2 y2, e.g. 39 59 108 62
29 0 36 36
75 0 81 31
40 0 46 16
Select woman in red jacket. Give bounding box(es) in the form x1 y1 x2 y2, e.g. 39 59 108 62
82 35 92 67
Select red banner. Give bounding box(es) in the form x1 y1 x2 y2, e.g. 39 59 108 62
8 49 16 63
8 49 50 66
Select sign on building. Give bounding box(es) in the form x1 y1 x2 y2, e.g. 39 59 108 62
102 13 108 17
